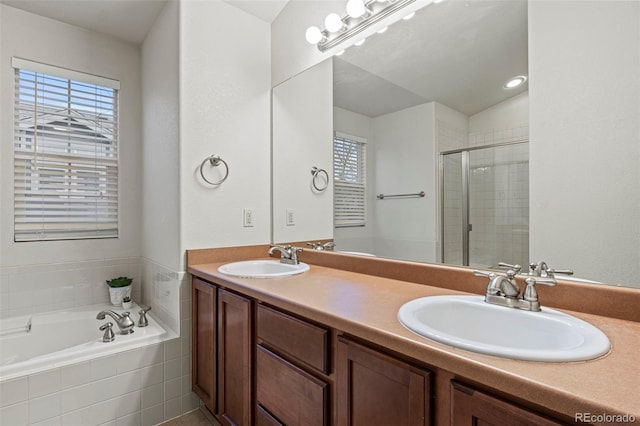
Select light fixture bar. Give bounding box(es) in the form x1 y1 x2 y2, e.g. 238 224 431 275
317 0 417 52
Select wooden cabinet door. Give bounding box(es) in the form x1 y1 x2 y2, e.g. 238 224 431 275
192 278 216 413
337 337 432 426
218 289 252 426
451 381 566 426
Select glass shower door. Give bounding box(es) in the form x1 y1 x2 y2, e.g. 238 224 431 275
442 142 529 269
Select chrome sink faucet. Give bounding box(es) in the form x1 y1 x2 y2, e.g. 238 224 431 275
268 245 303 265
528 260 574 278
306 241 336 251
96 310 135 334
473 267 556 312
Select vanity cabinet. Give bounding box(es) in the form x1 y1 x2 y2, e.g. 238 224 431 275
450 381 566 426
336 337 433 426
191 278 217 413
217 289 253 426
255 304 331 426
192 275 568 426
191 279 253 426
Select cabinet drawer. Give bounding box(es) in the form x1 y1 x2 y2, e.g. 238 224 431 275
256 405 284 426
256 304 329 374
256 345 329 426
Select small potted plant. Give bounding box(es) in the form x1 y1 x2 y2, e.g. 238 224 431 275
122 296 132 309
106 276 132 306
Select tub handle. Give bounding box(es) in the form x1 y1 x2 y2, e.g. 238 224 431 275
138 305 151 327
99 322 115 342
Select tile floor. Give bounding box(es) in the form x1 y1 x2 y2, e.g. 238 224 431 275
161 408 219 426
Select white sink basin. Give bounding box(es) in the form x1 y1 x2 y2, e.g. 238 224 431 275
397 295 610 362
218 260 309 278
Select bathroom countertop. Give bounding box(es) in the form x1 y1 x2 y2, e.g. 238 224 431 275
188 260 640 424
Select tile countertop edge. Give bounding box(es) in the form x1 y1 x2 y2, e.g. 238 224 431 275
188 262 640 425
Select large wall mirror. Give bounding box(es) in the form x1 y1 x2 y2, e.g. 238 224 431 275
272 0 640 289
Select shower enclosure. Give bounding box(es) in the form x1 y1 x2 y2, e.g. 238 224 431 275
441 141 529 268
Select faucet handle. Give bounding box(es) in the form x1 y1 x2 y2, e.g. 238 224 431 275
497 262 522 273
138 305 151 327
99 322 115 342
523 277 557 303
546 268 574 278
473 270 496 278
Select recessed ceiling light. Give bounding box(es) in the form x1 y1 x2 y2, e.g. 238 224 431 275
336 50 346 56
433 0 445 4
377 26 389 34
354 39 366 46
504 75 527 89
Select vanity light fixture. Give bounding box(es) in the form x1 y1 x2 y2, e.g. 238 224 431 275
504 75 527 89
402 11 416 20
306 0 418 52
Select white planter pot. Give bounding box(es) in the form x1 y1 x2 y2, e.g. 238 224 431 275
108 285 131 306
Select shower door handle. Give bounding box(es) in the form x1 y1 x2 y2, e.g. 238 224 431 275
468 224 473 232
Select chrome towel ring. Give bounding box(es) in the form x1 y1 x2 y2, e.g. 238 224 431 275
311 166 329 191
200 154 229 186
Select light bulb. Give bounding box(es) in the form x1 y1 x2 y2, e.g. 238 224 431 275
504 76 527 89
403 11 416 20
325 13 344 33
346 0 366 18
377 26 389 34
354 38 366 46
305 26 324 44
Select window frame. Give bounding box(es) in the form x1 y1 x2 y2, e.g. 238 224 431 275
333 132 367 228
12 57 120 242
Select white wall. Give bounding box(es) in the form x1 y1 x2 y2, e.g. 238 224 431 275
469 91 529 138
0 5 142 267
272 59 334 244
333 107 376 253
373 102 437 262
529 1 640 286
142 0 181 273
179 0 271 256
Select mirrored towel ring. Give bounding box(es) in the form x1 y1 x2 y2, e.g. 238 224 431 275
200 154 229 185
311 166 329 191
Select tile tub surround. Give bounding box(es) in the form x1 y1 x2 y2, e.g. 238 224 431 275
0 258 198 426
0 257 142 319
187 245 640 424
0 341 199 426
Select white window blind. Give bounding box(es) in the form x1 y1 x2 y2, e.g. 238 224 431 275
13 58 120 242
334 133 366 227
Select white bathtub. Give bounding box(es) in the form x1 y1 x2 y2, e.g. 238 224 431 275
0 302 170 381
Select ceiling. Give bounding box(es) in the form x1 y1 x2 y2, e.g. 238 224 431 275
334 0 528 117
1 0 168 45
0 0 289 45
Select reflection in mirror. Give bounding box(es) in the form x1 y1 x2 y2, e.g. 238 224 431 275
332 0 530 269
272 0 640 288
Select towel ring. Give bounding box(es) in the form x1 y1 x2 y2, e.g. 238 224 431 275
200 154 229 185
311 166 329 192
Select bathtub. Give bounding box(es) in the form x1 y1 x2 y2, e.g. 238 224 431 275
0 302 170 381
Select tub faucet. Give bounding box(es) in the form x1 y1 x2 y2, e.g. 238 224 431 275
96 310 135 335
268 245 303 265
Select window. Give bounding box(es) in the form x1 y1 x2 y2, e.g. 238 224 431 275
12 58 120 241
333 132 366 227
